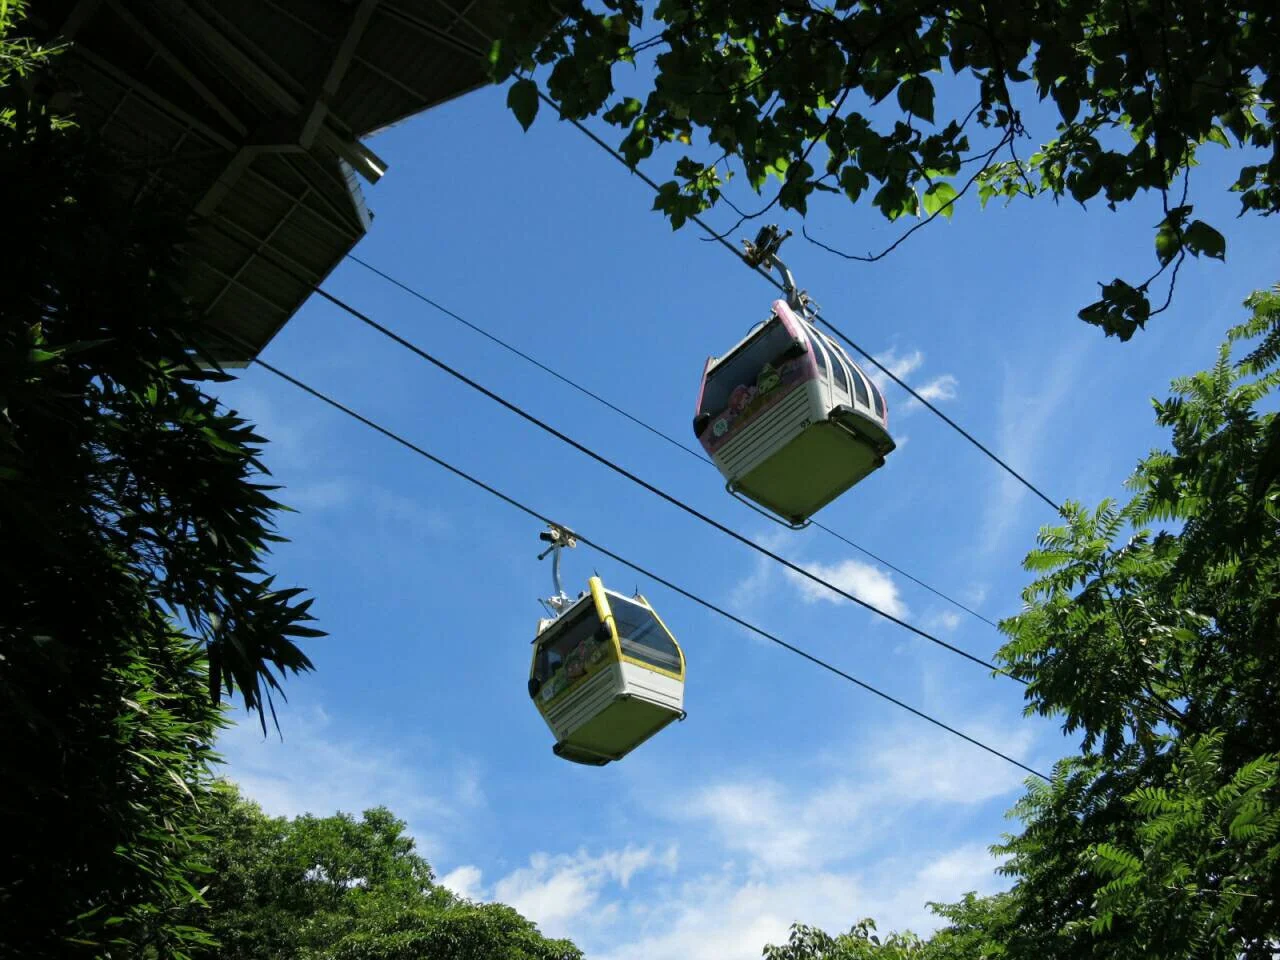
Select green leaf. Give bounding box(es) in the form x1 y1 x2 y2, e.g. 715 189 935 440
1206 126 1230 148
839 165 870 202
1155 224 1181 266
922 181 958 218
896 76 935 123
507 78 539 131
1052 84 1080 125
1183 220 1226 260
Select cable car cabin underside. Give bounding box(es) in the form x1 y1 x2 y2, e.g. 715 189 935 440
694 299 895 527
529 578 685 766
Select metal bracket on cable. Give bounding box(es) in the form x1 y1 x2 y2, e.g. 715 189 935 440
537 523 577 618
742 224 812 317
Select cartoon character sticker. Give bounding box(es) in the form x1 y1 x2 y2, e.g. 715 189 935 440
728 384 754 415
756 362 781 393
704 351 817 454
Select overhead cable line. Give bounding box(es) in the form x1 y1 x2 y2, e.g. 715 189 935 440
382 10 1061 511
532 93 1064 514
251 355 1049 782
208 218 1014 680
211 220 1009 676
389 17 1061 510
347 252 999 630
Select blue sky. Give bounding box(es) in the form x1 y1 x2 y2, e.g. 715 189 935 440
210 68 1276 959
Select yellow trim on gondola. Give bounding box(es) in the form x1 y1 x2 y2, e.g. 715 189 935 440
530 579 685 712
531 579 621 711
587 576 622 659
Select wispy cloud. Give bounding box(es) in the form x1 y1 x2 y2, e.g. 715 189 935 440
371 487 452 539
907 373 959 409
457 722 1032 960
870 348 925 388
870 349 959 418
784 558 908 619
287 478 354 511
216 704 483 857
443 846 679 939
925 610 963 632
981 343 1089 554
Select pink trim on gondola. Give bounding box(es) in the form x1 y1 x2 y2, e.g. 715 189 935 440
695 301 820 456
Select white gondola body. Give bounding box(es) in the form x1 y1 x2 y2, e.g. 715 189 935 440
530 583 685 766
694 299 895 525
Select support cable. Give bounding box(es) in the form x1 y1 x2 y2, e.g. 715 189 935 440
252 355 1050 782
346 252 1000 630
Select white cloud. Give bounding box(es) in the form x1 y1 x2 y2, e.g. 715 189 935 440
287 478 353 511
865 722 1038 804
453 723 1033 960
981 343 1089 554
216 705 482 856
440 864 485 901
593 845 1006 960
911 373 962 407
870 350 958 419
926 610 963 632
486 846 678 938
870 348 925 390
784 558 908 619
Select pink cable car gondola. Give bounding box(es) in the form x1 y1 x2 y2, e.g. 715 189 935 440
692 227 896 527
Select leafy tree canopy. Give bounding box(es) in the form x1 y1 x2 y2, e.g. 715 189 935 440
991 285 1280 958
187 786 583 960
496 0 1277 338
2 3 319 953
759 287 1279 959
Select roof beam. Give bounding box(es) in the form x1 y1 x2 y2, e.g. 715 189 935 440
379 2 485 59
75 45 237 150
318 126 386 183
168 0 299 114
57 0 103 40
299 0 379 149
203 186 310 315
103 0 247 138
170 0 385 183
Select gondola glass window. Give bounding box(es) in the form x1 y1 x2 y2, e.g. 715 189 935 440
851 367 870 407
611 595 681 673
805 328 828 375
700 319 795 416
533 604 600 685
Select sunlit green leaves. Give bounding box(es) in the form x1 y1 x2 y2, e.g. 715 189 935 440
921 181 958 218
494 0 1277 336
3 9 322 953
190 787 584 960
994 288 1280 959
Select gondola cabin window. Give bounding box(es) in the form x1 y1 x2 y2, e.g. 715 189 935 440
700 318 796 417
851 365 870 407
804 327 829 376
534 605 603 685
609 595 681 674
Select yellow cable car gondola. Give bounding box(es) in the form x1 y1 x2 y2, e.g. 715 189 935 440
527 526 686 766
692 226 896 527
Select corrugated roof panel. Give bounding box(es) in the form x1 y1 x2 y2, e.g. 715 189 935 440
38 0 552 363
